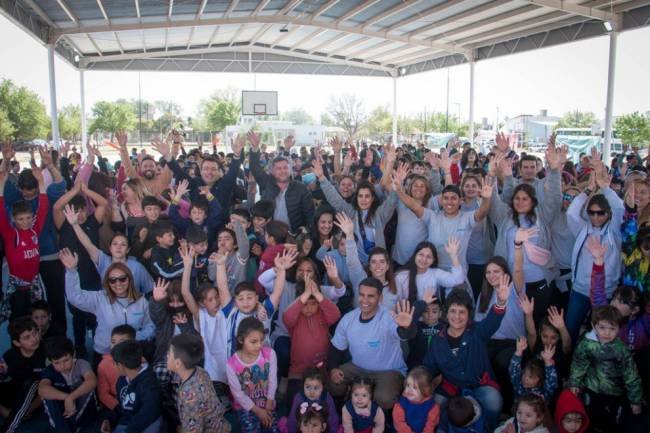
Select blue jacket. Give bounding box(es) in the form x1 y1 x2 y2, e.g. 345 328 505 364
115 366 161 433
423 306 505 396
3 179 66 258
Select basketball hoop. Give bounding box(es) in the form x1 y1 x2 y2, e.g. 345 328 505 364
242 91 278 116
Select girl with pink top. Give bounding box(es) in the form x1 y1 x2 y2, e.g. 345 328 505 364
227 317 280 433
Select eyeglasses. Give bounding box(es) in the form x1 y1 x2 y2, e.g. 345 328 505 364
563 193 576 202
587 210 607 216
108 275 129 284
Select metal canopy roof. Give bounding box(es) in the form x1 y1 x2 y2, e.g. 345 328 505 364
2 0 650 77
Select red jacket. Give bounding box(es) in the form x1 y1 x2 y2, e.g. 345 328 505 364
0 194 48 282
254 244 286 295
555 389 589 433
283 296 341 376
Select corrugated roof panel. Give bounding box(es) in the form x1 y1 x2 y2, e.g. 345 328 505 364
66 34 97 54
347 0 403 25
375 0 448 29
320 0 359 20
201 0 230 14
168 0 203 16
190 26 219 46
101 0 139 19
165 27 193 49
116 29 145 50
90 31 122 52
32 0 73 22
421 1 533 39
65 0 106 20
138 0 169 17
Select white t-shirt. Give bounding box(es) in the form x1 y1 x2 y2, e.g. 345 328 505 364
331 306 407 375
199 307 228 383
422 208 476 271
394 267 465 300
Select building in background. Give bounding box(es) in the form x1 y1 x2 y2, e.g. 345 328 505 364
505 110 561 147
225 119 345 147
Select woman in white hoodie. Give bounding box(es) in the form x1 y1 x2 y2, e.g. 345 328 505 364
60 248 155 363
565 167 624 344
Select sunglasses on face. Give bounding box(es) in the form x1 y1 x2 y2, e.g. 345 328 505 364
587 210 607 216
108 275 129 284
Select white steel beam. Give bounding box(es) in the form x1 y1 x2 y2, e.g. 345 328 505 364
335 1 380 24
197 0 209 18
87 33 103 55
310 0 339 19
142 30 147 52
164 28 169 51
80 69 87 146
467 15 587 48
527 0 616 21
336 37 371 54
280 0 303 15
428 5 540 40
56 0 78 23
392 76 397 145
53 16 470 56
207 26 220 47
270 25 299 47
290 28 327 50
392 50 446 66
249 23 272 45
79 45 395 73
96 0 109 21
135 0 140 19
308 32 348 53
114 32 125 53
468 58 475 147
382 47 435 65
346 40 393 59
47 44 61 148
21 0 56 27
386 0 465 32
455 10 566 46
168 0 174 18
602 30 617 163
408 0 511 38
186 26 195 49
224 0 240 18
253 0 271 16
229 23 247 45
364 44 410 62
363 0 422 29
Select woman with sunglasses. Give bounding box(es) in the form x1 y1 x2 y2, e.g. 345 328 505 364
60 248 155 366
565 164 624 344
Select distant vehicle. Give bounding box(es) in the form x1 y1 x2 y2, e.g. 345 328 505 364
424 133 456 149
555 128 622 161
13 139 46 152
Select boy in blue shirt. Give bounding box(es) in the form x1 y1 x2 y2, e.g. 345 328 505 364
38 336 97 433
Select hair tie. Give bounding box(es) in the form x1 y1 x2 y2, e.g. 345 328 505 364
299 402 309 414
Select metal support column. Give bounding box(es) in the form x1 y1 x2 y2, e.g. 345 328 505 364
47 44 60 149
80 69 87 147
468 60 476 148
392 75 398 145
603 30 618 163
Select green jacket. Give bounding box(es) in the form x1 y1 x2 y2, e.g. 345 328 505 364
569 330 643 404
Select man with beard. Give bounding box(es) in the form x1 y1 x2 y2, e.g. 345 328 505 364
247 132 315 232
163 133 244 232
117 131 173 198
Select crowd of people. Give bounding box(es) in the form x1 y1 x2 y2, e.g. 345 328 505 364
0 129 648 433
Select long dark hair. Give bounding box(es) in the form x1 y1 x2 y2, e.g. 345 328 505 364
586 194 613 226
510 183 538 227
367 247 397 295
461 148 479 170
354 180 380 225
478 256 512 313
402 242 438 302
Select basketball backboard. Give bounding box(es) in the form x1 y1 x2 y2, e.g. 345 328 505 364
242 90 278 116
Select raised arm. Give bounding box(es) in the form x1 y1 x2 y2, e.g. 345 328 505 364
473 181 493 222
116 130 138 179
233 220 250 261
180 245 200 321
210 252 231 306
52 176 82 229
81 181 109 222
62 204 100 264
269 249 298 310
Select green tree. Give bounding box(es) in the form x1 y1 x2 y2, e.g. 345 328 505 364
0 79 49 140
327 94 367 139
556 110 598 129
615 112 650 147
281 108 314 125
88 101 136 140
197 89 240 132
58 104 81 142
320 113 335 126
153 100 183 133
365 105 392 138
0 108 16 140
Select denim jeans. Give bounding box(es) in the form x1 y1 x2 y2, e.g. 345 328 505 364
434 386 502 433
565 290 592 345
